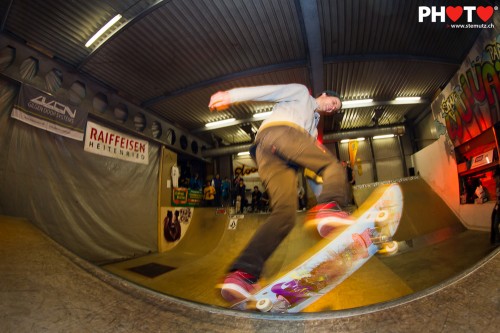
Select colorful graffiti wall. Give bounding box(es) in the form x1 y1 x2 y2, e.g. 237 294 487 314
432 21 500 147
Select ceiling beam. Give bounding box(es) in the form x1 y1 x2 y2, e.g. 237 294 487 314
0 0 14 32
298 0 324 96
141 52 456 108
324 54 460 66
141 60 305 107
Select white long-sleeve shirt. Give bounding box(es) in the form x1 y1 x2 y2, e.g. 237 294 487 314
228 84 320 137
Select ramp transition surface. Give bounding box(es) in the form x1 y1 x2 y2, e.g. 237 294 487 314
103 177 495 311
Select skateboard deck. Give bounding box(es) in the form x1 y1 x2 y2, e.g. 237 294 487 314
230 183 403 313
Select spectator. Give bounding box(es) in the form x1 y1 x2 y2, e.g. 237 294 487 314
203 180 216 206
212 173 222 206
221 177 231 207
235 178 246 213
342 161 356 205
190 173 202 191
251 186 262 212
232 175 242 205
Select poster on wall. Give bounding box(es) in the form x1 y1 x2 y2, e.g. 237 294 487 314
84 120 149 165
159 206 194 252
431 23 500 148
172 187 202 206
11 84 87 141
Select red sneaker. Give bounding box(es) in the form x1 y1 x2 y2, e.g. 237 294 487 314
305 202 354 237
219 270 258 303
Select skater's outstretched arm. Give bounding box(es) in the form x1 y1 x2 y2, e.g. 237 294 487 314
208 84 309 112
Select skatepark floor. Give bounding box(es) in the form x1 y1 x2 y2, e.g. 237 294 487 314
2 178 500 332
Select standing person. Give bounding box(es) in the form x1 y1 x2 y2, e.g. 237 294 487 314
221 177 231 207
209 83 348 303
346 161 355 186
232 175 242 206
212 173 222 206
190 173 202 191
342 160 356 205
203 180 216 206
235 178 246 213
251 186 262 212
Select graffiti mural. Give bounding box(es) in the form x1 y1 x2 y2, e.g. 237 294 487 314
432 23 500 149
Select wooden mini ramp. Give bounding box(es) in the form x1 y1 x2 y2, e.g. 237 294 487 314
354 177 466 242
104 210 320 307
104 177 480 311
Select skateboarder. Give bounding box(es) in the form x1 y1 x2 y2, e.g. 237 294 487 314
208 84 350 303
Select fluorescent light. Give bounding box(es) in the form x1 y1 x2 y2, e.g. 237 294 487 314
342 99 374 108
253 111 272 119
373 134 395 140
85 14 122 47
395 97 421 102
237 151 250 156
205 118 236 128
341 137 365 143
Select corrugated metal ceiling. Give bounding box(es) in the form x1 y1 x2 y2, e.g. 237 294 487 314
0 0 492 146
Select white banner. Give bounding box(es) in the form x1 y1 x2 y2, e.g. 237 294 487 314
11 84 87 141
233 156 259 180
84 120 149 165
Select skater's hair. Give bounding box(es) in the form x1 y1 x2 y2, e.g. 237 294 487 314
318 90 342 100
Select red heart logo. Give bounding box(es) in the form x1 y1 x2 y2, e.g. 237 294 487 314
446 6 463 22
477 6 494 22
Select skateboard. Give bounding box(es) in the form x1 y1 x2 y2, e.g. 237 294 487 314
235 195 242 213
230 183 403 313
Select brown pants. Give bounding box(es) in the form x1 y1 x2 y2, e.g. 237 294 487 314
229 126 348 278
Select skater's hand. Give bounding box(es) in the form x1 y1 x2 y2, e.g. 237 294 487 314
209 91 231 111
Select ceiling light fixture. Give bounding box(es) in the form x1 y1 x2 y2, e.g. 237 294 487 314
373 134 395 140
253 111 273 119
85 14 122 47
340 97 425 109
340 137 365 143
205 118 236 128
341 99 374 108
395 96 421 102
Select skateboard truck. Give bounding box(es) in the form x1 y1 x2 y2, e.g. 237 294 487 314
256 296 291 313
230 296 291 313
370 233 392 245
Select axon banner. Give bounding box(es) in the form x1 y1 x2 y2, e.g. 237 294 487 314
84 120 149 165
11 84 87 141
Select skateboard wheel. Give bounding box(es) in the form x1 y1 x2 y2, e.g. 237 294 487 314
375 210 388 223
378 241 399 255
256 298 273 312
